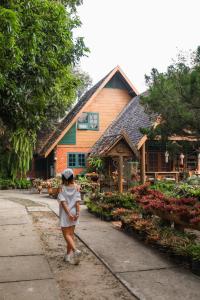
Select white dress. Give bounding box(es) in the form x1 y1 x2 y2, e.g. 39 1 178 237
57 185 81 227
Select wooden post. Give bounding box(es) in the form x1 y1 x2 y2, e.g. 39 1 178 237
140 143 146 184
118 155 123 193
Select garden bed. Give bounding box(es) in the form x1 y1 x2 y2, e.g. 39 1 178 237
85 184 200 276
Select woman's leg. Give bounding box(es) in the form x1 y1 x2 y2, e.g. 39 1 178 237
68 226 76 254
70 226 75 242
61 226 76 254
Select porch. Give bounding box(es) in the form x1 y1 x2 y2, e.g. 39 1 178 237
99 140 200 192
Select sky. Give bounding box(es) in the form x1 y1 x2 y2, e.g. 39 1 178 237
76 0 200 93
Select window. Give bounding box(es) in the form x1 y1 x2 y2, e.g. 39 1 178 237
68 153 76 167
68 153 86 168
147 152 172 172
77 112 99 130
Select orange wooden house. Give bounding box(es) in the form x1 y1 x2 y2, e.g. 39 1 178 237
32 66 138 178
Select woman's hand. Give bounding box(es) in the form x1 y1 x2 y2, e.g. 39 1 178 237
68 214 75 221
73 214 79 221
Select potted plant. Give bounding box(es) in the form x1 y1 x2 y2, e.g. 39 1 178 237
87 156 105 182
32 178 43 193
50 177 61 198
187 244 200 275
77 176 94 202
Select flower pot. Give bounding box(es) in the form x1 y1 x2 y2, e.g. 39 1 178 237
191 260 200 276
37 185 42 194
48 187 53 196
52 187 59 198
81 192 86 203
103 215 112 222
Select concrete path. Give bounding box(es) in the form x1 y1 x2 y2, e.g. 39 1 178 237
0 194 59 300
1 190 200 300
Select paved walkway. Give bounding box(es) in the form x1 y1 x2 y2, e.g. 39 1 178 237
0 193 59 300
1 190 200 300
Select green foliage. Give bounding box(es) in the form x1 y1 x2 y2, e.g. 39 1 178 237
101 192 138 210
9 129 36 178
87 156 104 172
73 66 92 98
76 176 94 193
186 175 200 185
86 191 141 222
0 178 14 189
151 181 175 192
0 0 88 178
0 0 88 131
150 181 176 197
174 183 200 199
14 178 32 189
49 177 61 188
0 177 31 189
186 244 200 261
142 47 200 141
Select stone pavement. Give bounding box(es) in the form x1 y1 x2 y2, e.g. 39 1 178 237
1 190 200 300
0 194 59 300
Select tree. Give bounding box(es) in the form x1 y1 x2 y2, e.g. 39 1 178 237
0 0 88 178
142 47 200 142
73 66 93 98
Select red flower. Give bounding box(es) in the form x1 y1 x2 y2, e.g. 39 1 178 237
190 216 200 224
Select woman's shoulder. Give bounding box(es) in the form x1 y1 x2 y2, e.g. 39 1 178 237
66 182 80 191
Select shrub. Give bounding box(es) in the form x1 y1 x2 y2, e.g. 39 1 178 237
186 244 200 261
186 175 200 185
76 176 97 193
130 183 200 229
14 178 31 189
0 178 31 189
174 183 200 199
0 178 14 189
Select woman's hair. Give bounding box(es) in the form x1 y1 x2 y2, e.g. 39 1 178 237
62 174 74 185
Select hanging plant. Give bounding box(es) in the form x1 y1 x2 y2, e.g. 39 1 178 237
9 129 36 179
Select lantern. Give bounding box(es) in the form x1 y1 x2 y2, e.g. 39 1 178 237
165 151 169 163
180 153 185 166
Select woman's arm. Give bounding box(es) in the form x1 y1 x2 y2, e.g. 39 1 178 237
75 201 80 219
61 201 75 221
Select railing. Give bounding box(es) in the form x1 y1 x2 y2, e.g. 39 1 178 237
146 171 179 182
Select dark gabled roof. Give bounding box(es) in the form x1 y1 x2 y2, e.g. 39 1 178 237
91 94 153 156
36 66 138 156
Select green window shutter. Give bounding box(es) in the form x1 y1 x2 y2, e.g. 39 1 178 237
59 124 76 145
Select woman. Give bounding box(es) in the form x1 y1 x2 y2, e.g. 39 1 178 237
58 168 81 264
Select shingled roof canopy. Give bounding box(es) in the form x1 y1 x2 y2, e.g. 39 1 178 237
90 94 153 156
36 66 138 157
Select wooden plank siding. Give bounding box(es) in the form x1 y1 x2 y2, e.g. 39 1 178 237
56 87 132 174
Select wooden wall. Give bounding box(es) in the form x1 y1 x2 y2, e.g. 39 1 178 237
56 87 132 174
